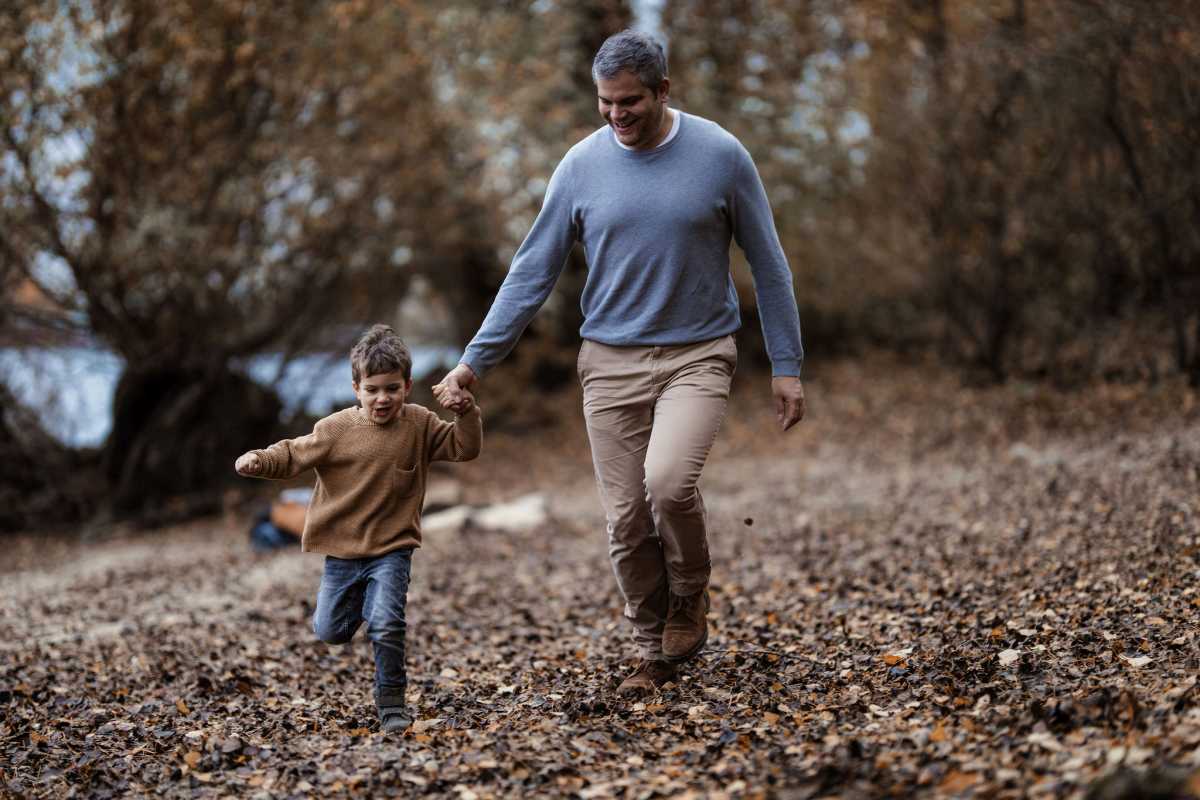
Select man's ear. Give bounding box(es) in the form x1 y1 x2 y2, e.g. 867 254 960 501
352 380 360 393
656 77 670 102
405 378 413 394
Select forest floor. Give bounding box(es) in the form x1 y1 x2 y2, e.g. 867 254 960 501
2 353 1200 799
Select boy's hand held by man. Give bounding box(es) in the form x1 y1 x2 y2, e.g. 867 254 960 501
434 363 477 413
434 364 477 414
452 389 476 414
235 452 262 476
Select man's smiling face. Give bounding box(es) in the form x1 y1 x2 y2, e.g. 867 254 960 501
597 70 671 150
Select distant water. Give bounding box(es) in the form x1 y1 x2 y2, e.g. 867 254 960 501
0 345 461 449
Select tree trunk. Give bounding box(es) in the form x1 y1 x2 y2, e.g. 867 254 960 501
102 365 281 523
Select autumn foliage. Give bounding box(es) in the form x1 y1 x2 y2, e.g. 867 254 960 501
1 1 1198 516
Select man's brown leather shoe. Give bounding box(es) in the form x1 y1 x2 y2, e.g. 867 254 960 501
662 589 710 662
616 660 678 696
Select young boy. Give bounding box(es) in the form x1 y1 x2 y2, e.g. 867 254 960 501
235 324 481 732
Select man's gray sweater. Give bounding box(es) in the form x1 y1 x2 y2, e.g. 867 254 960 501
461 111 804 377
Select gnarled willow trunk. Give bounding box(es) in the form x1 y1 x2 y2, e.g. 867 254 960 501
101 366 281 523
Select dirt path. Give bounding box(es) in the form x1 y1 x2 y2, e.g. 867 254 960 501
2 358 1199 798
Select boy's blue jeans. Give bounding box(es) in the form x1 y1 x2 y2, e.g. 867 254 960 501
311 547 412 709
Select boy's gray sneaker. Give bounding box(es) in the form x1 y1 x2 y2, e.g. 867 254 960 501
379 705 413 733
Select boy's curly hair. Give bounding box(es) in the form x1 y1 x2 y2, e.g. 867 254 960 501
350 324 412 383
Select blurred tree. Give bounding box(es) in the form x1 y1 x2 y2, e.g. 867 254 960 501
0 0 498 518
2 0 1197 531
662 0 888 362
1094 0 1200 382
823 0 1198 381
428 0 631 389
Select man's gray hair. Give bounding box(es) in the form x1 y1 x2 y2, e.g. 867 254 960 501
591 29 668 89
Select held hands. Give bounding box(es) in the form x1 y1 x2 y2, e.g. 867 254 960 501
235 452 262 476
433 363 478 414
772 376 806 431
436 387 475 414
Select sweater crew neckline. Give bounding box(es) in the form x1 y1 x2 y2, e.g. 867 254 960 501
356 405 407 426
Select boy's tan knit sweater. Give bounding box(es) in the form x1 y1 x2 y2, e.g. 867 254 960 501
251 403 481 558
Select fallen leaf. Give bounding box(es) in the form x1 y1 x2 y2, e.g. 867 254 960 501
1028 733 1063 752
939 770 979 793
1121 655 1153 668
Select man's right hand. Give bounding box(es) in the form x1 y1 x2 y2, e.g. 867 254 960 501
433 363 477 414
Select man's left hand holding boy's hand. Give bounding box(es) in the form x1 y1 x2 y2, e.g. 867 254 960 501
433 384 475 415
433 364 477 414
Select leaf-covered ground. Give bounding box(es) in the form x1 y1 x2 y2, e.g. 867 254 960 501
3 355 1200 798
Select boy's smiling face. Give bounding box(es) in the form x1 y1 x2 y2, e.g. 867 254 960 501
353 370 411 425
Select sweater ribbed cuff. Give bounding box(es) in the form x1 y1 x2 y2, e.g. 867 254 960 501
252 449 277 479
771 360 803 378
459 358 485 381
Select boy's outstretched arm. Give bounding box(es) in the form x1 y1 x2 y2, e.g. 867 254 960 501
427 391 482 463
236 416 341 480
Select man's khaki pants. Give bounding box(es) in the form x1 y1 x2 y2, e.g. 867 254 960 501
577 335 736 659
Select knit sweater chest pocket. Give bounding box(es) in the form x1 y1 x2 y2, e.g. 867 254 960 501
391 441 420 496
373 420 420 498
392 458 419 497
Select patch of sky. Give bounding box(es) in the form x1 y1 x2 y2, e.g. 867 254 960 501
1 152 23 192
820 13 844 40
633 0 666 40
740 96 773 116
479 119 521 146
0 345 123 449
838 110 871 144
787 108 827 143
374 196 395 221
391 246 412 267
774 145 806 164
335 177 361 200
297 92 323 127
433 69 458 105
32 252 79 297
796 63 825 105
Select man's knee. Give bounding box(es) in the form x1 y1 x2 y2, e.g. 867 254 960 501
605 492 651 532
644 469 696 514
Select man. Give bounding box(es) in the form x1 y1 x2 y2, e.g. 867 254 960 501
436 29 805 695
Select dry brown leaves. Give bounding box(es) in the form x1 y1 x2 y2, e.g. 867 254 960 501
2 355 1199 798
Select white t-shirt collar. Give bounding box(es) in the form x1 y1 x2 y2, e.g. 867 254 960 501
614 108 680 150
